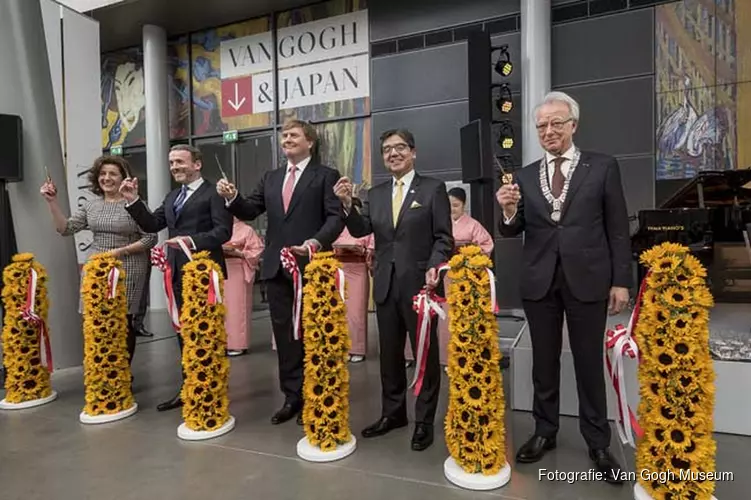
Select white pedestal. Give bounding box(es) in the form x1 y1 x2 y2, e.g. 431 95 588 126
634 483 717 500
444 457 512 491
80 403 138 424
296 435 357 463
178 415 235 441
0 391 58 410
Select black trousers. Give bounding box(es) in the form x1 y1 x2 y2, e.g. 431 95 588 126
266 270 304 408
173 272 186 382
125 314 137 365
131 265 151 330
522 262 610 450
376 269 441 424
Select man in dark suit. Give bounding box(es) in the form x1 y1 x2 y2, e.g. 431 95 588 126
333 129 453 451
216 120 344 425
497 92 630 483
119 144 233 412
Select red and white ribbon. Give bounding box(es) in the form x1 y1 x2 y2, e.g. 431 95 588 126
150 239 223 330
335 268 345 301
605 272 649 447
21 268 53 373
486 268 500 314
280 248 303 341
151 247 181 331
107 267 120 299
409 287 446 395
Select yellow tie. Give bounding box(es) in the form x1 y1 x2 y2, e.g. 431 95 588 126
392 180 403 227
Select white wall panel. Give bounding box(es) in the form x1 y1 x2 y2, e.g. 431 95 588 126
40 0 64 148
61 7 101 263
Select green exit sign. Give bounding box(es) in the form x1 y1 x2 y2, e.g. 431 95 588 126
110 145 123 155
223 130 238 143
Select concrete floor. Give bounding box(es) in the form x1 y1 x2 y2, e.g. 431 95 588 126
0 311 746 500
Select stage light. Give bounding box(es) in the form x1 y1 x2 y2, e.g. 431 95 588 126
495 83 513 114
494 45 513 77
498 122 514 149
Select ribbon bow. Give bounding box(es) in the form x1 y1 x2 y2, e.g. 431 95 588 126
280 247 306 341
409 287 446 395
149 239 222 333
604 273 649 447
21 268 53 373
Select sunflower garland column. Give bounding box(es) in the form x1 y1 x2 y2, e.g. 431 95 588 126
443 245 511 490
0 253 57 410
633 242 719 500
79 253 137 424
291 250 356 462
177 250 235 441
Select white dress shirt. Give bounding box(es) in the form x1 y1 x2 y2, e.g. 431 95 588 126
391 168 416 212
226 155 311 207
178 177 205 205
503 144 576 225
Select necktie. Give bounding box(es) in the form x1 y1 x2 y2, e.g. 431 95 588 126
551 157 565 198
282 165 297 213
392 180 403 227
174 185 188 214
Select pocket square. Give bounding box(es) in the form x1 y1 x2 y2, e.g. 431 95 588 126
410 200 422 208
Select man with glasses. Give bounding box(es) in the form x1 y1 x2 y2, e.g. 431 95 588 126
334 129 453 451
496 92 631 484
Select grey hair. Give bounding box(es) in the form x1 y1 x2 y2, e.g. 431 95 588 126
534 91 580 122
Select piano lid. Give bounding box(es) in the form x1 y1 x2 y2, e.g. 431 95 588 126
659 169 751 209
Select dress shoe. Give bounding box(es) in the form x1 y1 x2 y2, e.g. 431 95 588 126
589 448 624 485
135 327 154 337
411 423 434 451
361 416 408 438
156 394 183 412
515 435 556 463
271 403 300 425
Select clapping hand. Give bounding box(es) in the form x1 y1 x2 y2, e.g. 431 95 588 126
216 178 237 200
333 177 353 210
40 180 57 201
119 177 139 203
495 183 521 218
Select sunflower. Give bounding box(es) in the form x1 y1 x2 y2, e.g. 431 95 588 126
1 254 54 404
300 252 352 450
178 252 231 432
443 245 507 476
634 242 717 498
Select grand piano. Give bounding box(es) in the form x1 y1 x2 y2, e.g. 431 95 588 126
631 169 751 303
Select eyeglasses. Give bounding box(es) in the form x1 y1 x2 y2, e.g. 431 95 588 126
382 143 410 155
536 118 573 133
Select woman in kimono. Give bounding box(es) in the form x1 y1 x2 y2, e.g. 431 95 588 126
333 220 374 363
223 217 264 356
405 186 494 368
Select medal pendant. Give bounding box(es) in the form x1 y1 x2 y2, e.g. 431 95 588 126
551 210 561 222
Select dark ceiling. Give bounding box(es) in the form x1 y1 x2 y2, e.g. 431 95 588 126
93 0 322 52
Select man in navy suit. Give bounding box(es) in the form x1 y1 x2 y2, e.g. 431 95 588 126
216 120 344 425
120 144 232 412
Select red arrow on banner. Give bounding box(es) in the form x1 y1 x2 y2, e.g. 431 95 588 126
221 76 252 117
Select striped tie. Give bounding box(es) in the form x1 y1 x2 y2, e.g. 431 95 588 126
174 185 188 214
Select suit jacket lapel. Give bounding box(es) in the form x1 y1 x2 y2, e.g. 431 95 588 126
396 173 420 228
176 181 208 222
561 152 591 217
284 164 316 218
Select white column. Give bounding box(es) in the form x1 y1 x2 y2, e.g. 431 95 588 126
143 25 171 310
1 0 83 369
521 0 551 165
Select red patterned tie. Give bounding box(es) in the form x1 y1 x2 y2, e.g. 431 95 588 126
551 157 565 198
282 165 297 213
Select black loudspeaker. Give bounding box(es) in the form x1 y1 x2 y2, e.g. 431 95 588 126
0 114 23 182
460 119 485 183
